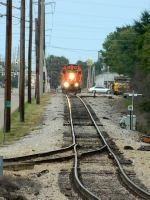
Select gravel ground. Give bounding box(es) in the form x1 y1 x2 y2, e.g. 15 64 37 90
0 91 150 199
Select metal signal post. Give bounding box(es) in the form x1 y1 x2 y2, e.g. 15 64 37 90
128 90 142 130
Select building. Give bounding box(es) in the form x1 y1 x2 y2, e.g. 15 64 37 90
95 72 119 88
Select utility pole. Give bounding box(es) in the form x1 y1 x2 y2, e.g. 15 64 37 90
4 0 12 133
35 18 40 104
36 0 42 104
28 0 32 103
39 0 44 98
43 0 45 93
19 0 25 121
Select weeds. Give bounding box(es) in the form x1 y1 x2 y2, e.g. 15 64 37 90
0 92 51 146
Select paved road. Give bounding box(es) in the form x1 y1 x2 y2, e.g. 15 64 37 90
0 88 35 130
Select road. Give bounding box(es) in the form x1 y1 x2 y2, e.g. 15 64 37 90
0 88 35 130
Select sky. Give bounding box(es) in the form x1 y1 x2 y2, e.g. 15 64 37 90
0 0 150 69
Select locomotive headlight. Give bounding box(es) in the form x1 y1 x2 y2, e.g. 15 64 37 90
64 82 69 88
74 83 79 87
69 73 74 79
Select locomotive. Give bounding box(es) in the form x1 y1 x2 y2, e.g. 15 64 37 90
110 75 130 95
61 64 82 94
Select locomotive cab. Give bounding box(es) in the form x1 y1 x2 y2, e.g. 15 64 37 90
61 64 82 94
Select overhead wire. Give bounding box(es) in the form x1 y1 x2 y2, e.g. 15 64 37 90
55 0 145 10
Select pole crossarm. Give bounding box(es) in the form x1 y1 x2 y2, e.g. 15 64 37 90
0 2 21 10
128 94 142 97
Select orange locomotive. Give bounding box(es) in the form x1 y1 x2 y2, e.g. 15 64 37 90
61 64 82 94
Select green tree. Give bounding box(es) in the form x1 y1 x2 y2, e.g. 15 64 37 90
46 55 69 88
76 60 88 88
133 10 150 35
130 10 150 102
100 26 137 76
135 25 150 75
133 10 150 76
94 57 104 76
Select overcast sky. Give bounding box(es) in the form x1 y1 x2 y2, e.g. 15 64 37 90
0 0 150 68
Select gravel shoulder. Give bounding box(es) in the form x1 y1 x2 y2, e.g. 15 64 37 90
0 92 149 199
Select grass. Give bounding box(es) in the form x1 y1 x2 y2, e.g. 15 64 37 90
0 91 51 146
124 99 132 107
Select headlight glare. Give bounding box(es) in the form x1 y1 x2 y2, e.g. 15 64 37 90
64 82 69 87
74 83 79 87
69 73 74 79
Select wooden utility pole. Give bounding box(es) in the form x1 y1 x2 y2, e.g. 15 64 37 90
19 0 25 121
4 0 12 133
35 18 40 104
35 0 41 104
28 0 32 103
43 0 45 53
39 0 44 98
43 0 45 93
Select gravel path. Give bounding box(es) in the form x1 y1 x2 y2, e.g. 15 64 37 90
0 92 149 199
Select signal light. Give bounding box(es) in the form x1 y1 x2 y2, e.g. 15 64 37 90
15 60 18 65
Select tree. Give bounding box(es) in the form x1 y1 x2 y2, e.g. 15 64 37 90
46 55 69 88
76 60 88 88
100 26 137 76
133 10 150 35
94 58 103 76
135 25 150 75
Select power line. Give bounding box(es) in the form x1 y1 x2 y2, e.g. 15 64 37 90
49 45 98 52
55 11 133 20
56 0 145 10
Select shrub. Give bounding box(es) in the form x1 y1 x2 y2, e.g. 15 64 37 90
138 99 150 112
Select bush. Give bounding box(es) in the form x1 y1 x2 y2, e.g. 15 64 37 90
138 99 150 112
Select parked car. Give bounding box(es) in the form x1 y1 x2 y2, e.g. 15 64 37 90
88 86 110 94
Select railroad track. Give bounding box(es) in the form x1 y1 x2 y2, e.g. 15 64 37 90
61 94 150 200
3 93 150 199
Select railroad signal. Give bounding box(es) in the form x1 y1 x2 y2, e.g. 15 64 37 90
125 90 142 130
15 60 18 65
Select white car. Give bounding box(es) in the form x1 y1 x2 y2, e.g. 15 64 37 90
88 86 110 94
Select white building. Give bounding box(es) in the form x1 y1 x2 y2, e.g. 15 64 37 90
95 72 119 88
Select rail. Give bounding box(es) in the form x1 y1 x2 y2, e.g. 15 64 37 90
66 94 101 199
77 95 150 200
